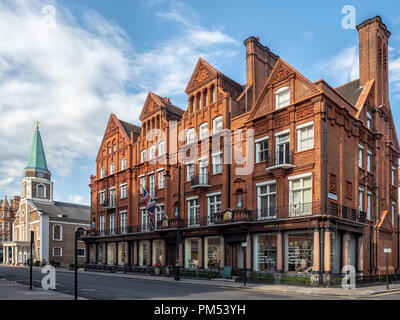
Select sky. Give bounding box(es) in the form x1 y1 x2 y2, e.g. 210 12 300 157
1 0 400 205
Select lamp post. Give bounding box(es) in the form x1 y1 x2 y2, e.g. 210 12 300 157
165 165 181 281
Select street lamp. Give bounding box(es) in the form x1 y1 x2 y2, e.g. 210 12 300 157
164 165 181 281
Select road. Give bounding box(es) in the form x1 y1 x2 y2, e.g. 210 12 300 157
0 266 399 300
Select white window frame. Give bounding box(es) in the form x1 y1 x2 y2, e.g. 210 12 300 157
99 190 106 204
141 208 149 232
149 174 155 197
367 112 372 129
149 145 156 160
37 184 46 198
155 204 164 226
158 141 166 156
141 150 146 162
256 180 277 220
297 121 314 152
358 145 363 168
358 187 364 212
120 211 127 233
186 162 195 182
199 122 209 140
207 192 222 224
288 172 313 216
158 170 165 189
212 152 223 174
121 158 127 171
367 192 372 220
99 216 105 235
52 247 63 257
77 248 85 257
109 187 116 207
120 183 127 199
53 224 62 241
275 87 290 109
110 163 115 175
100 167 105 179
140 176 146 194
255 136 269 163
187 197 200 227
109 213 116 234
212 116 223 134
187 128 195 144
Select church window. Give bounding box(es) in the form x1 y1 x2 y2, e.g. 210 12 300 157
37 184 46 198
53 224 62 241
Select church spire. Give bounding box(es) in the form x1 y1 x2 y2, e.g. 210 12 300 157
25 123 50 174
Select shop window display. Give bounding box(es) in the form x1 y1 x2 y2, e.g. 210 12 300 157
254 234 277 272
286 232 313 273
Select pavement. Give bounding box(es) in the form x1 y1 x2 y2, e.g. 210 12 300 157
2 265 400 299
0 277 78 300
57 267 400 298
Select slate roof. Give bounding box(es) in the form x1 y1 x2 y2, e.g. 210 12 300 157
34 201 90 223
119 119 142 137
335 79 364 106
26 128 50 173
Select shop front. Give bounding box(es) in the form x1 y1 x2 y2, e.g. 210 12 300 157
184 238 199 269
253 233 277 273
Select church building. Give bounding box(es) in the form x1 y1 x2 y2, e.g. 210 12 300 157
2 124 90 267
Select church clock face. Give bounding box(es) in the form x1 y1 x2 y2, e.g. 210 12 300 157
37 172 45 178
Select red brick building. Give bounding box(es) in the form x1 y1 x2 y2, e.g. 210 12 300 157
83 16 399 284
0 195 20 262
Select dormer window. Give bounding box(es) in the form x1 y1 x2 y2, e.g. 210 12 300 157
213 116 223 134
110 163 115 174
275 87 290 109
100 167 105 178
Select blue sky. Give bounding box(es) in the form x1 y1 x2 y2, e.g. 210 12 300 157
1 0 400 205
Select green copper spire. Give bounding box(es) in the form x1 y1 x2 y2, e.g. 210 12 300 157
25 123 50 173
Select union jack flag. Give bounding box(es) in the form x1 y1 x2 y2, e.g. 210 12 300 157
142 186 155 229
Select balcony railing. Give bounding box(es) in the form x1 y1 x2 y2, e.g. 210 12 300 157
102 199 116 209
265 151 295 171
191 173 210 188
84 226 139 237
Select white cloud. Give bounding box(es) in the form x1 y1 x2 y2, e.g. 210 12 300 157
0 0 239 198
315 45 359 86
67 194 89 205
390 55 400 96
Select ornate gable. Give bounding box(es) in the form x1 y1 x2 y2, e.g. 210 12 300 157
247 59 320 122
139 93 163 121
185 58 217 94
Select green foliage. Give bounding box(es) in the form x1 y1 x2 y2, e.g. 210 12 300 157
249 273 275 283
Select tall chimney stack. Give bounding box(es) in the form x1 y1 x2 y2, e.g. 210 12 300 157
357 16 391 106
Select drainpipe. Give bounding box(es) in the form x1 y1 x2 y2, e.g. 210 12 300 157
320 97 328 284
371 105 378 275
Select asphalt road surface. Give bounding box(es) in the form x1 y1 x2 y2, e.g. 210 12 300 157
0 266 400 300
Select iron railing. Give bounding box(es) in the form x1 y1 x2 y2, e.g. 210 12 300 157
191 173 209 187
265 150 295 168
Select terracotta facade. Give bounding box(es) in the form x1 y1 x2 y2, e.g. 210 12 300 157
84 16 399 282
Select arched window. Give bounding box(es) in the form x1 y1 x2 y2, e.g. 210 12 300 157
53 224 62 241
37 184 46 198
275 87 290 109
76 227 85 238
